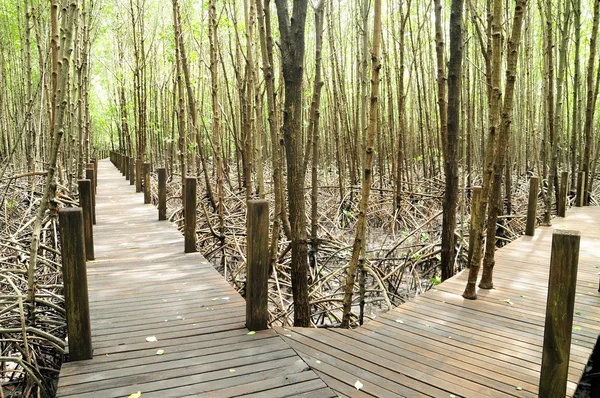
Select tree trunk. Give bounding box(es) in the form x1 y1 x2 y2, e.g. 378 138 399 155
341 0 382 328
274 0 311 327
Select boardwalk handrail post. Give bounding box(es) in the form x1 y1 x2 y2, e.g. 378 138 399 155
135 159 142 193
125 156 130 181
143 162 151 204
576 171 586 207
246 200 269 331
539 229 580 397
85 166 96 225
130 157 135 186
158 168 167 220
557 171 568 217
525 176 539 236
467 186 482 267
58 207 93 361
78 179 95 261
184 177 197 253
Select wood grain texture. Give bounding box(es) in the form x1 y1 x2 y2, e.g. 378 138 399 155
540 230 580 397
526 176 539 236
58 207 92 361
184 176 197 253
77 179 94 260
56 159 331 397
277 206 600 397
143 162 151 204
158 168 166 221
246 200 269 331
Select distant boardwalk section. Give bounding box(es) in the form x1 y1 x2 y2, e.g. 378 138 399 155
56 160 335 398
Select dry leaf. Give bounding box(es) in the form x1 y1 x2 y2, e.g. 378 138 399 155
128 392 141 398
145 336 157 342
354 380 363 390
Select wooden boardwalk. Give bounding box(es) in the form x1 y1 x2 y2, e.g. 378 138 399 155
276 207 600 397
56 158 600 397
56 160 336 398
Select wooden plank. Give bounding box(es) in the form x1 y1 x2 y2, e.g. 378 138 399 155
56 160 334 397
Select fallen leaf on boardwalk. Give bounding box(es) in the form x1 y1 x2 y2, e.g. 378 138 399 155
573 326 582 331
520 295 528 299
156 350 164 355
395 319 404 323
516 386 523 391
500 299 514 305
247 331 256 335
212 298 219 301
128 392 141 398
222 297 230 300
229 369 236 372
576 311 582 315
145 336 157 342
284 334 292 337
316 360 321 364
354 380 363 390
450 395 456 398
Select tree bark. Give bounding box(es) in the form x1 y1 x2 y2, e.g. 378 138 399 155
274 0 311 327
341 0 382 328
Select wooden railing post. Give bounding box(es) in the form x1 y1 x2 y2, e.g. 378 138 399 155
125 156 130 181
135 159 142 193
85 166 96 225
58 208 92 361
78 179 95 260
143 162 151 204
467 186 482 267
558 171 568 217
130 157 135 186
158 168 167 220
525 176 539 236
575 171 586 207
246 200 269 331
184 177 197 253
539 229 580 397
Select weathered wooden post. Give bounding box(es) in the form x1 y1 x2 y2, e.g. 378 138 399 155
136 159 142 193
525 176 539 236
246 200 269 331
558 171 568 217
77 179 95 260
467 186 482 267
539 230 580 397
90 159 97 191
85 167 96 225
143 162 151 204
120 154 125 176
184 177 197 253
125 156 130 181
130 158 135 186
58 208 92 361
158 168 167 221
575 171 586 207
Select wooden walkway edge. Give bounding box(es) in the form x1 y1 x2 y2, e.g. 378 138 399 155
56 160 336 398
276 207 600 397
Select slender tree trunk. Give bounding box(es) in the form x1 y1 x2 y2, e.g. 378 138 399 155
582 0 600 204
341 0 382 328
28 1 77 324
479 0 528 289
439 0 464 281
274 0 311 327
463 0 502 299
